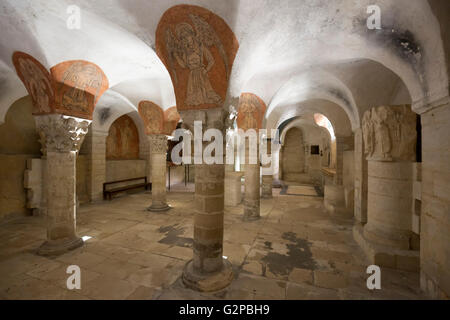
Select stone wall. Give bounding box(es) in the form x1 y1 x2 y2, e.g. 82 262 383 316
420 101 450 298
105 160 146 182
0 96 41 220
0 154 32 220
76 155 89 204
354 128 368 224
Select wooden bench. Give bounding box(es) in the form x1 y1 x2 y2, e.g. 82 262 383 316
103 176 151 200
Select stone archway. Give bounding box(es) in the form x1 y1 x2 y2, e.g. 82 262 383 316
281 127 305 182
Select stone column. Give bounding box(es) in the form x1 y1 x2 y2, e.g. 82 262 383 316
354 105 419 270
147 134 170 212
34 114 90 256
180 109 233 292
324 135 353 217
261 138 273 198
243 138 260 220
354 128 368 224
419 96 450 298
85 129 108 202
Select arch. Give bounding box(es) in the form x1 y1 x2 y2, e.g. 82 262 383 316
105 114 140 160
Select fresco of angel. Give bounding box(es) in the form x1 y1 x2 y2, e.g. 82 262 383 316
165 14 229 107
18 57 53 113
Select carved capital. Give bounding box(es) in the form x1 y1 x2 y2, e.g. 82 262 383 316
35 114 91 154
362 105 416 162
148 134 168 154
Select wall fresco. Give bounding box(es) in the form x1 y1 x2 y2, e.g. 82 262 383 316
106 115 140 160
156 5 239 111
138 100 165 135
236 92 267 131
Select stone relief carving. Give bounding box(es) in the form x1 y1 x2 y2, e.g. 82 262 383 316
362 105 416 161
148 134 168 154
13 52 54 114
35 114 91 154
165 14 228 107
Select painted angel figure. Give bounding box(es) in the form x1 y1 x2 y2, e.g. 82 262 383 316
165 14 229 107
18 58 53 113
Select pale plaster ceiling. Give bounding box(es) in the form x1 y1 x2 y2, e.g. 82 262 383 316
0 0 448 131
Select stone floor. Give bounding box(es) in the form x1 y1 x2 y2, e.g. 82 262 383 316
0 183 424 300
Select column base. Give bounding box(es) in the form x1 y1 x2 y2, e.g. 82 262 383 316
324 184 353 218
147 203 171 212
182 259 233 292
243 199 260 221
353 223 419 272
37 236 84 256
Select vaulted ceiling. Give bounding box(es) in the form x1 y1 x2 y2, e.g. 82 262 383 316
1 0 449 134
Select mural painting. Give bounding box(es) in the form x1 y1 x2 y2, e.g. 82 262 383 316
138 101 164 135
163 106 181 135
51 60 109 119
12 51 54 115
236 92 267 131
106 115 140 160
156 5 239 111
13 52 109 120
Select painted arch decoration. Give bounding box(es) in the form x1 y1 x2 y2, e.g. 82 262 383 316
51 60 109 119
155 5 239 111
138 100 165 135
236 92 267 131
163 106 181 135
12 52 109 119
12 51 55 115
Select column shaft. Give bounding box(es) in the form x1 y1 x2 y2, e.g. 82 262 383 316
147 134 170 212
243 140 260 220
35 114 90 256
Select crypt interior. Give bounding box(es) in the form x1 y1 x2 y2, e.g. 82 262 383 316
0 0 449 300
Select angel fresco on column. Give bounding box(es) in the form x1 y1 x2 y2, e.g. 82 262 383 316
165 14 229 107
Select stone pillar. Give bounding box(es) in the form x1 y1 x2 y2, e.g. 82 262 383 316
419 97 450 298
180 109 233 292
225 171 243 206
261 138 273 198
85 129 108 202
34 114 90 256
334 135 354 185
147 134 170 212
243 139 260 220
324 135 353 217
354 128 368 224
354 105 419 271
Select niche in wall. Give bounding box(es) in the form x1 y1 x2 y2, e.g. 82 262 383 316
311 145 320 155
106 115 139 160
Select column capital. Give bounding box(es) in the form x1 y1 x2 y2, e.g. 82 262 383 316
362 105 416 162
148 134 168 154
35 114 91 154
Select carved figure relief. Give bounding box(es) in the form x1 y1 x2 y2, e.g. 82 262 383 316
138 101 164 135
51 60 108 119
362 105 416 162
12 52 54 114
106 115 140 160
236 93 267 131
156 5 239 111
